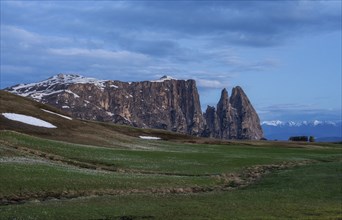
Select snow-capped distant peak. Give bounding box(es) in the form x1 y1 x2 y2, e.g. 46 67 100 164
313 120 322 126
262 120 338 127
288 121 300 126
261 120 284 126
151 75 177 82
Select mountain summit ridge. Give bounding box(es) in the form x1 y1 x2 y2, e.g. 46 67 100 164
262 120 340 127
5 74 263 140
262 120 342 141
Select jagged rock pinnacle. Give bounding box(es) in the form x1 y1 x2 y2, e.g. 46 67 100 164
203 86 263 140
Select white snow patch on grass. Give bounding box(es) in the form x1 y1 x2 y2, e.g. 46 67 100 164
2 113 57 128
139 136 161 140
41 109 72 120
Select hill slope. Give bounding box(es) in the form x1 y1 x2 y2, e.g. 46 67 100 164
0 90 201 147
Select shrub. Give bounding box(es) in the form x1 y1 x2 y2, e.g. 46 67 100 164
289 136 308 142
309 136 315 142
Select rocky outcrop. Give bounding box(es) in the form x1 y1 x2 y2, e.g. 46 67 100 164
230 86 263 140
5 74 263 140
6 74 204 136
203 87 263 140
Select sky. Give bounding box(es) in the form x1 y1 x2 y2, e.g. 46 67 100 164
1 1 341 122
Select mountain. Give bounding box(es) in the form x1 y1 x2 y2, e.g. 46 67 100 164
262 120 342 141
202 88 263 140
5 74 204 136
0 90 203 147
4 74 263 140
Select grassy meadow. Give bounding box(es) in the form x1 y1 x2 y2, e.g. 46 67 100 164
0 130 341 219
0 91 341 219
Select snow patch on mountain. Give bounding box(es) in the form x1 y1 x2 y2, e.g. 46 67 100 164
41 109 72 120
151 75 177 82
139 136 161 140
45 74 108 88
2 113 57 128
5 74 120 101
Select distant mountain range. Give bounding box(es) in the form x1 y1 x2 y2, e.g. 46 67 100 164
262 120 342 142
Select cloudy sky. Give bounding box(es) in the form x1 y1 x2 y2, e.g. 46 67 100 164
1 1 341 122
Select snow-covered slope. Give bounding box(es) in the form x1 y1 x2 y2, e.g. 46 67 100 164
2 113 57 128
5 74 179 102
5 74 111 102
151 75 177 82
262 120 342 141
41 109 72 120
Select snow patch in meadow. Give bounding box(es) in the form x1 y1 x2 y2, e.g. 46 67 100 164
2 113 57 128
41 109 72 120
139 136 161 140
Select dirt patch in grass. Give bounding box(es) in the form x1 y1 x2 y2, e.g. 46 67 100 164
215 160 313 189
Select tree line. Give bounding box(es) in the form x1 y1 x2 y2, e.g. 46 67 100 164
288 136 315 142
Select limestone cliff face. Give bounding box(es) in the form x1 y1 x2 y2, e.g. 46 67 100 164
6 74 204 136
203 87 263 140
101 78 204 135
6 74 263 140
229 86 263 140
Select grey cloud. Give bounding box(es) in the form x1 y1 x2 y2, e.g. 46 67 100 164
257 103 342 121
196 79 226 89
230 59 280 73
1 1 340 90
2 1 340 48
116 36 182 58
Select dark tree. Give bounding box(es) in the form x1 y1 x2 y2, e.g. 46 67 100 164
309 136 315 142
289 136 308 142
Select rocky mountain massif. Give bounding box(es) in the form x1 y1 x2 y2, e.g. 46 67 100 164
5 74 263 140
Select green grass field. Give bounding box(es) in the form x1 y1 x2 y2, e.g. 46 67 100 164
2 162 340 220
0 130 341 219
0 91 341 219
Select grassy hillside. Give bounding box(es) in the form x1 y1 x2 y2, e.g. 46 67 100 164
0 90 341 219
0 90 201 147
